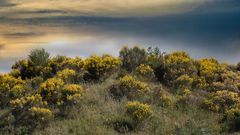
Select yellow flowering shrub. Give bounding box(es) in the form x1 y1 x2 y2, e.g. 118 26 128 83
196 58 226 90
38 78 64 105
83 55 121 80
63 57 83 70
220 69 240 91
175 74 193 89
29 107 53 124
164 51 197 87
56 68 76 83
135 64 155 81
119 75 149 99
203 90 240 112
9 84 26 99
10 94 52 126
126 101 152 121
10 94 47 109
61 84 83 105
0 74 26 106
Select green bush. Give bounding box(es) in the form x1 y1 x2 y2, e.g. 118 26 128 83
119 46 147 72
147 47 166 82
28 48 50 67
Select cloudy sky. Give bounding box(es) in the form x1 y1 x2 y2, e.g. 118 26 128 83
0 0 240 72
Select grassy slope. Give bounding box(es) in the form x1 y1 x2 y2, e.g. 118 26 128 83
29 75 233 135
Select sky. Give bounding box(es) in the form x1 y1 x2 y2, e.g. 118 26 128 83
0 0 240 72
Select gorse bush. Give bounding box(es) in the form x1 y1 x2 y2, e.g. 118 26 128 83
109 75 150 100
203 90 240 112
83 55 121 80
119 75 149 99
126 101 152 122
0 74 26 107
10 94 53 127
135 64 155 81
49 56 84 73
61 84 83 106
175 74 194 90
56 68 76 83
38 78 65 105
164 51 197 87
38 77 83 110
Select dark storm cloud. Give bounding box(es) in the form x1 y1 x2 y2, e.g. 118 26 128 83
21 9 69 15
0 0 17 7
3 32 45 38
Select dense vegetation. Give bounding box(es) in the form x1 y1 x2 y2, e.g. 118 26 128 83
1 46 240 134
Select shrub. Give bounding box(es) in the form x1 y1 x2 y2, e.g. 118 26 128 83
28 77 44 90
28 48 50 67
119 75 149 99
119 46 147 72
126 101 152 122
224 105 240 131
196 58 226 90
236 62 240 71
83 55 121 80
61 84 83 106
219 69 240 91
135 64 155 81
56 69 76 83
147 47 166 82
111 116 135 133
203 90 240 112
10 94 53 127
63 57 84 70
29 107 53 124
0 74 26 106
164 51 197 87
38 78 64 105
175 74 193 90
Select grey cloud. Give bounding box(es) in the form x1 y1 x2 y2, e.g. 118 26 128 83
21 9 69 15
3 32 45 38
0 0 17 7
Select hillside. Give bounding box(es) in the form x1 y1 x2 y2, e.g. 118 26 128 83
1 46 240 135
